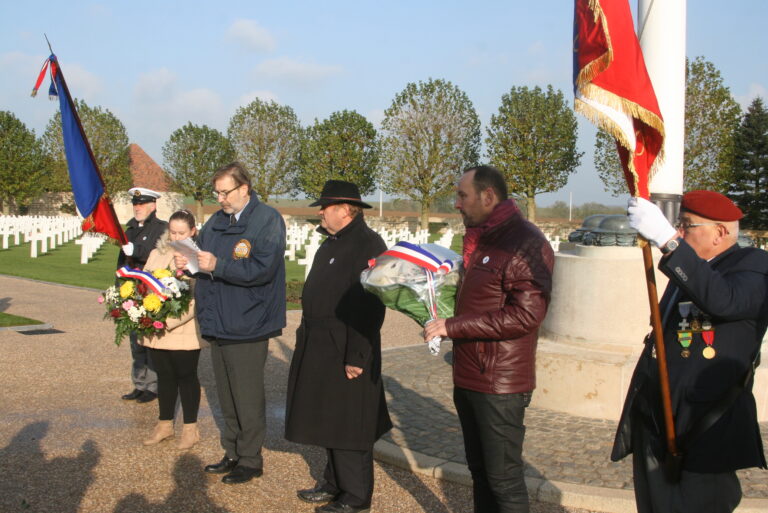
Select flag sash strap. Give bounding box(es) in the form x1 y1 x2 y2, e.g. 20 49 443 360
381 241 454 274
116 266 168 301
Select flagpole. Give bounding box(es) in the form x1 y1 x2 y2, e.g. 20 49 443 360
52 55 128 245
640 239 679 459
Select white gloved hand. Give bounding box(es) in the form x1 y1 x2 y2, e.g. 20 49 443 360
121 242 134 256
627 197 678 248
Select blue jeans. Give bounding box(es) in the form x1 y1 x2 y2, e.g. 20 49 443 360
454 387 531 513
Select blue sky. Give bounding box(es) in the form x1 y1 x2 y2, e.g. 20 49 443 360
1 1 766 206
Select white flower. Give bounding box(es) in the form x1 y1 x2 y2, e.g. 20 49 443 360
127 305 147 323
105 286 119 302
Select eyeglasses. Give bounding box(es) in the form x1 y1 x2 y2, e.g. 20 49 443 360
674 220 721 231
212 185 241 199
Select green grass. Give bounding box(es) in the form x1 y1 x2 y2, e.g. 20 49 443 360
0 238 121 290
0 227 460 311
0 238 306 309
0 312 44 327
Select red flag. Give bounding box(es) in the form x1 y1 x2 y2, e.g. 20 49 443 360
573 0 665 199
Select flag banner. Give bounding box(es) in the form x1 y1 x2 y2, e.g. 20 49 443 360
32 54 127 243
573 0 665 199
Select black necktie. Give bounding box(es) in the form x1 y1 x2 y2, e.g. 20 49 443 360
230 214 236 225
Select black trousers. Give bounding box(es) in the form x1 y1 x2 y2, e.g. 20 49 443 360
454 387 531 513
631 419 742 513
320 447 374 508
148 348 201 424
209 339 268 469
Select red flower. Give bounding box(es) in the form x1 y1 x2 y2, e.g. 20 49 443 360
137 281 148 296
110 309 121 318
140 317 153 327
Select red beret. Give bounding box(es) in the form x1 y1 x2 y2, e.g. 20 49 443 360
680 190 743 221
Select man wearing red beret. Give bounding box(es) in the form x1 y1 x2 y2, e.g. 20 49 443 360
612 191 768 513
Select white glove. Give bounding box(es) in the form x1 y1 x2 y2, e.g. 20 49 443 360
627 197 677 248
121 242 134 256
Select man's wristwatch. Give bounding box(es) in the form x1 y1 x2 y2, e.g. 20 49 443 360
660 238 680 255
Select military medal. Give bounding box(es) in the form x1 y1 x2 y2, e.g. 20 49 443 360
702 315 713 331
702 330 716 359
677 331 693 358
689 305 702 331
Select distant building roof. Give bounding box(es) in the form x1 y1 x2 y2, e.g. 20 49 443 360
128 144 172 192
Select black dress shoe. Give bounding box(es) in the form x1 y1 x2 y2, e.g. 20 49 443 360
136 391 157 403
121 389 142 400
315 501 370 513
221 465 263 484
297 484 338 503
204 456 238 474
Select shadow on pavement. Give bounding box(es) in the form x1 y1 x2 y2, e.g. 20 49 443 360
0 421 99 513
113 453 231 513
381 376 469 512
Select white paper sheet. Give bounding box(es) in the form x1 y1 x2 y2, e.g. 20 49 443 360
169 238 203 275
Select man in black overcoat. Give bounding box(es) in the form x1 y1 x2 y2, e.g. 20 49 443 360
118 187 167 404
612 190 768 513
285 180 391 513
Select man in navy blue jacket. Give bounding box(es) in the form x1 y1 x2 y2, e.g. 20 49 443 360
612 191 768 513
175 162 286 485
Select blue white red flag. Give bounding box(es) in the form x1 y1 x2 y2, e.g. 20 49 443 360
32 54 127 243
573 0 665 199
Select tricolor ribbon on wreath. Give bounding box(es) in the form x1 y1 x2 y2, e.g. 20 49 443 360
116 266 168 301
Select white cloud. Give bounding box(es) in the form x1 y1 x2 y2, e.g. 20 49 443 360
366 108 385 130
253 57 342 84
238 90 279 107
736 83 768 109
226 19 276 53
128 69 228 162
61 63 105 99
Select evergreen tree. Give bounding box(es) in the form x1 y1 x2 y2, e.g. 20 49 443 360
728 97 768 229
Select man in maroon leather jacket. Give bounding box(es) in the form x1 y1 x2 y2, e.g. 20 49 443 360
425 165 554 513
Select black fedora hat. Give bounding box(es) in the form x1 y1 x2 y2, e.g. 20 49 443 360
309 180 372 209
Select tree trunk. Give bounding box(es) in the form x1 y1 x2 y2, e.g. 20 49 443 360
420 199 431 230
196 199 205 225
526 195 536 223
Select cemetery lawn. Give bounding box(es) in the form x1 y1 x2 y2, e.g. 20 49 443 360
0 312 44 327
0 239 306 309
0 239 121 289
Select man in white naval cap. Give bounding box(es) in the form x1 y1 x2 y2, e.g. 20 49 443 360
119 187 168 404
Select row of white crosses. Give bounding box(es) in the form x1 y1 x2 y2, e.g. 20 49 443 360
284 219 456 278
544 233 562 252
0 215 83 257
74 233 108 264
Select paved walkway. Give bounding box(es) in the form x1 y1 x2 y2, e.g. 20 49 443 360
1 274 766 512
377 342 768 512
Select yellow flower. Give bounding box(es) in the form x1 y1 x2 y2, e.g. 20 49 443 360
119 281 134 298
152 268 173 279
143 293 163 313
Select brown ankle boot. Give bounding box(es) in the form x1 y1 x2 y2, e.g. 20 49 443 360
143 420 174 446
177 422 200 450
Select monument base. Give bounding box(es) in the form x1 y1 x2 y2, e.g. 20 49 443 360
532 245 768 421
